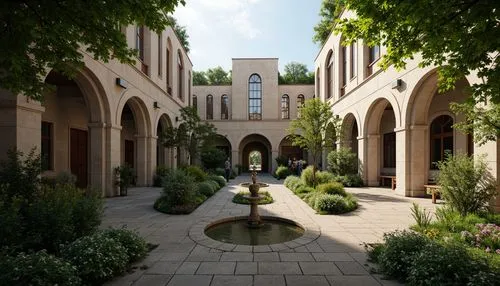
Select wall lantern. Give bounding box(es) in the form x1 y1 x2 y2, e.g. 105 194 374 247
115 77 128 88
391 79 402 89
153 101 160 109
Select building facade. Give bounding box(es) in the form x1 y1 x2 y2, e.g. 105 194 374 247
314 10 499 211
0 25 192 196
193 58 314 173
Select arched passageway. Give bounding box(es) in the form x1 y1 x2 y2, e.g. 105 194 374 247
341 113 359 156
213 135 232 160
278 135 307 162
156 114 174 169
239 134 272 173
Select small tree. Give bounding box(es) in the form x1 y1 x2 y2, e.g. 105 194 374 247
287 98 340 186
327 147 358 176
200 147 226 170
436 153 497 216
205 66 231 85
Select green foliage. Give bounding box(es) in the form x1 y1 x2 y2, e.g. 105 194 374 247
313 0 344 45
197 181 215 197
275 166 292 179
166 16 190 53
288 99 340 181
201 147 227 170
0 0 185 101
327 148 358 176
301 166 316 187
101 228 148 263
184 165 207 182
275 155 289 167
161 169 197 207
54 171 78 186
294 185 315 195
206 66 231 85
366 243 386 263
284 175 300 189
193 71 209 85
232 191 274 205
0 250 81 286
315 171 337 185
0 148 41 204
334 174 364 187
62 232 129 284
335 0 500 143
410 203 432 229
212 167 226 177
280 62 315 84
377 230 430 280
314 193 355 214
436 154 496 216
115 164 135 192
432 207 487 233
153 165 169 187
317 182 346 196
208 175 226 188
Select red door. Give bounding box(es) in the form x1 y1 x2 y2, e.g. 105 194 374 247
70 128 88 188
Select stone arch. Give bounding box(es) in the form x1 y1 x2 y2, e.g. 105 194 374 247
340 112 360 147
278 135 307 162
213 134 232 160
238 134 272 173
115 91 152 137
156 113 174 169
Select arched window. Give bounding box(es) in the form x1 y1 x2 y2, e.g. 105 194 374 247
177 50 183 100
326 51 333 99
316 68 321 98
297 94 305 118
281 94 290 119
193 95 197 110
248 74 262 120
166 38 172 91
221 94 229 120
430 115 454 168
206 94 213 120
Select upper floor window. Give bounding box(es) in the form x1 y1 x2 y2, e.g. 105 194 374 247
297 94 305 118
366 45 380 77
281 94 290 119
430 115 454 168
177 50 183 100
248 74 262 120
136 26 148 74
193 95 197 110
341 46 347 96
326 51 333 99
166 38 172 90
188 71 192 106
221 94 229 120
350 42 357 79
206 94 213 120
158 33 162 77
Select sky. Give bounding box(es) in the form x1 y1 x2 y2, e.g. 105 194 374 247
173 0 323 73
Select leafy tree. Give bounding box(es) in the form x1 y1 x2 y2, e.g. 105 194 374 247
206 66 231 85
166 15 190 53
281 62 315 84
193 71 208 85
287 98 341 185
313 0 344 45
159 106 217 164
335 0 500 144
200 147 226 170
0 0 185 101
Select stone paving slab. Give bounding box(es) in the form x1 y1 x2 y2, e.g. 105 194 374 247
103 174 430 286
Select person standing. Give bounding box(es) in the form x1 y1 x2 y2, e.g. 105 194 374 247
224 157 231 182
297 159 303 176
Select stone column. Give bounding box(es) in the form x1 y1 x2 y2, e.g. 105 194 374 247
394 127 409 196
408 125 428 197
475 139 499 212
88 122 106 193
147 136 157 186
135 135 148 186
356 136 366 183
105 125 121 197
365 134 380 186
271 150 279 173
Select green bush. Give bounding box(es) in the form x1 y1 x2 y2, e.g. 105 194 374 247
275 166 292 179
377 230 430 280
433 206 486 233
0 148 41 204
55 171 77 186
201 147 226 170
0 250 81 286
232 191 274 204
153 165 169 187
62 232 128 284
334 174 364 187
284 175 300 189
294 185 315 194
316 171 336 185
213 167 225 176
197 181 215 197
208 175 226 188
327 147 358 176
207 180 220 191
275 155 289 167
184 165 207 182
410 202 432 229
301 166 316 187
436 154 497 216
316 182 346 196
161 169 197 207
313 193 357 214
101 228 148 263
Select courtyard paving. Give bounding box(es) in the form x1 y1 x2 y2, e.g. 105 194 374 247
103 174 440 286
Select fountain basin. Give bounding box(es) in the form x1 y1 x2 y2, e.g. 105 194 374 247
204 216 304 245
240 182 269 188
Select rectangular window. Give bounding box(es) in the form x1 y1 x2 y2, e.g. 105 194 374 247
369 45 380 64
41 121 53 171
158 33 162 77
350 42 357 79
166 49 171 89
342 46 347 87
383 132 396 168
136 26 144 61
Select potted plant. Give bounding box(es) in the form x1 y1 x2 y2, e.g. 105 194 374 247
114 164 135 196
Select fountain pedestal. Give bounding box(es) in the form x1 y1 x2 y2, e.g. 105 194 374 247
244 194 263 227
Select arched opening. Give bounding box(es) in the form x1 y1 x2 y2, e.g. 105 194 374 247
213 134 232 160
341 113 359 156
119 97 150 186
281 94 290 119
279 135 307 163
249 151 262 171
156 114 173 169
206 94 213 120
248 74 262 120
42 69 109 190
297 94 305 118
430 115 454 168
364 99 397 186
239 134 272 173
221 94 229 120
325 50 333 99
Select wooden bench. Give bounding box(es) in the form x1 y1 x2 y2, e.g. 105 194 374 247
424 184 441 204
380 175 396 190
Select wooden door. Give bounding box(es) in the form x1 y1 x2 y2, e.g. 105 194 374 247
70 128 88 188
125 140 135 168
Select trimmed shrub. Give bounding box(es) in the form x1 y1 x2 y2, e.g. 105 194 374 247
62 232 129 284
55 171 78 186
213 167 225 177
275 155 288 167
377 230 430 280
275 166 292 180
161 169 197 207
316 171 336 185
294 185 315 194
101 228 148 263
436 154 497 216
153 165 169 187
334 174 364 187
313 193 357 214
197 181 215 197
317 182 346 196
284 175 300 189
233 191 274 205
207 180 220 191
184 165 207 182
301 166 315 187
0 250 81 286
327 147 358 176
201 147 226 170
208 175 227 188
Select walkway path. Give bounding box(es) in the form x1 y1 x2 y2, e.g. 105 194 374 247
103 175 439 286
